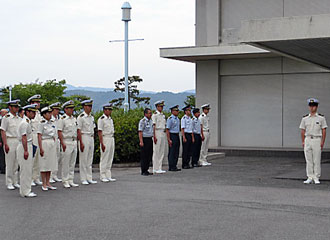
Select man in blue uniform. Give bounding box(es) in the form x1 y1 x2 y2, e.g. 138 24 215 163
166 105 181 172
138 108 154 176
181 105 194 169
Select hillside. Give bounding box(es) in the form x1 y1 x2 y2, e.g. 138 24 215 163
64 89 195 111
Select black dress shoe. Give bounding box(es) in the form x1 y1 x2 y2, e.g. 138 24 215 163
175 168 181 171
141 172 149 176
182 166 191 169
193 164 202 168
146 172 153 175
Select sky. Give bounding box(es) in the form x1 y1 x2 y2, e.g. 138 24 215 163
0 0 195 93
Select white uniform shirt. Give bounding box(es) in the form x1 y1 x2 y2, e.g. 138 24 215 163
0 112 21 138
152 110 166 130
77 111 95 135
299 113 328 137
30 111 41 145
57 114 77 139
97 114 114 136
17 116 33 142
199 113 209 131
51 115 59 138
37 118 56 140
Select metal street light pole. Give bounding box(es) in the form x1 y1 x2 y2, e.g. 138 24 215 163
9 86 12 101
122 2 132 112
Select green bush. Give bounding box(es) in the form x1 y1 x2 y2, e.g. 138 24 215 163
93 108 144 163
93 108 184 164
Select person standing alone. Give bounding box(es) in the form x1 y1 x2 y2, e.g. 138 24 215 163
300 98 327 184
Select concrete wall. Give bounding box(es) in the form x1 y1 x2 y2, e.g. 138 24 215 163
217 57 330 148
195 0 220 46
219 0 330 43
196 60 220 147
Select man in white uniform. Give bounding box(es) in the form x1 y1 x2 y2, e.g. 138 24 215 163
199 104 212 166
49 102 62 183
28 94 43 186
1 100 21 190
300 98 327 184
98 103 116 182
152 100 166 174
77 99 97 185
57 100 79 188
17 104 38 198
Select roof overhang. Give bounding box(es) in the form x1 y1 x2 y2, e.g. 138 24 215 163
160 44 275 63
240 14 330 70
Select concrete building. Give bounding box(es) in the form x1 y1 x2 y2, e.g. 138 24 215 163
160 0 330 152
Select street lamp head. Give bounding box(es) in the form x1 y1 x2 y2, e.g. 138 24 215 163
121 2 132 21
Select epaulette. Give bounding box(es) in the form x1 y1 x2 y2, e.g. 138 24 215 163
26 119 30 123
79 113 85 118
201 113 205 117
40 119 46 123
61 115 67 119
319 113 324 117
5 114 10 118
303 114 309 118
100 116 105 119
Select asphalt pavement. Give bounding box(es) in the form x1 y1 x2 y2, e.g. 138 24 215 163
1 156 330 240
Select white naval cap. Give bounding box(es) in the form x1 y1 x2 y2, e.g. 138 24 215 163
22 104 38 112
62 100 75 109
307 98 319 105
6 99 20 107
201 103 210 109
154 100 165 107
40 106 52 114
102 103 113 110
49 102 61 109
81 99 93 106
27 94 41 102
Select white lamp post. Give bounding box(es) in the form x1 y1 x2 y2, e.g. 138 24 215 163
122 2 132 112
9 86 12 101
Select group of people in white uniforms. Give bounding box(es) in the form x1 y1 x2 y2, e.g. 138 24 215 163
1 94 117 198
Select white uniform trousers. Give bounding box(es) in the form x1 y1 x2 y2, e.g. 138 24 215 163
99 136 115 179
199 131 210 164
304 137 322 180
17 143 33 197
51 140 61 179
61 140 77 184
32 134 40 181
4 138 19 186
152 130 166 172
79 135 94 182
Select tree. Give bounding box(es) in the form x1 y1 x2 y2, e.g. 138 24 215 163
110 76 150 109
184 95 196 108
0 79 89 111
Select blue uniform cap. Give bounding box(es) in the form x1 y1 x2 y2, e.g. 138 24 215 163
182 105 191 111
81 99 93 106
170 105 179 111
192 108 200 114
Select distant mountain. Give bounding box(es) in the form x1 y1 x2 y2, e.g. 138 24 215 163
64 89 195 111
65 84 195 95
65 84 114 92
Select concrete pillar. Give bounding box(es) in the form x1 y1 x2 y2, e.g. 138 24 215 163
196 60 220 147
196 0 220 46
